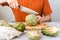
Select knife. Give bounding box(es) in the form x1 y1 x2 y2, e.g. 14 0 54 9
19 6 39 14
1 2 39 14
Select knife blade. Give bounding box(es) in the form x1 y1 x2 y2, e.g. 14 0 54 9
1 2 39 15
19 6 39 14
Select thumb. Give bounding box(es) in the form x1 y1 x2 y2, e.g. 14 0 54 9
37 16 41 22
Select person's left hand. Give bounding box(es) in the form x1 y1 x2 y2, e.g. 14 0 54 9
6 0 19 8
37 15 51 24
37 15 43 24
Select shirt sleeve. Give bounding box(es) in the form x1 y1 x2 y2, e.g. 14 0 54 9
43 0 52 16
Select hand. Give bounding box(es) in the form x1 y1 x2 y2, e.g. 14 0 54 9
6 0 19 8
37 15 51 24
37 16 43 24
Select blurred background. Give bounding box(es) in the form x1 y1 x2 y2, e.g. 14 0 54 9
0 0 60 22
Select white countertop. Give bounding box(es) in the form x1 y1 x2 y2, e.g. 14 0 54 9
0 22 60 40
13 22 60 40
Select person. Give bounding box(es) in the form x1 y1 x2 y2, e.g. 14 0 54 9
0 0 52 23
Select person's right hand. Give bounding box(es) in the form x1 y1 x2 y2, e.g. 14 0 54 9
6 0 19 8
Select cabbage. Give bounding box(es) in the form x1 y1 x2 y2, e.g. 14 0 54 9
41 26 59 36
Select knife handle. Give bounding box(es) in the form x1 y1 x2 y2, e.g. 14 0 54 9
0 2 9 6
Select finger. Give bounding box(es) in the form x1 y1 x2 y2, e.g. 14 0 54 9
15 1 19 8
39 20 43 24
16 0 19 6
12 1 17 8
12 0 18 8
6 0 15 8
37 16 41 22
13 0 16 8
9 2 14 8
8 2 12 8
7 0 13 8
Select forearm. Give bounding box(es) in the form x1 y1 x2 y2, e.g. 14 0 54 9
41 15 51 22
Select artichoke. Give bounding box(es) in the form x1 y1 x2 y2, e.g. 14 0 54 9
14 22 25 32
0 20 10 27
41 26 59 36
27 29 41 40
25 14 38 26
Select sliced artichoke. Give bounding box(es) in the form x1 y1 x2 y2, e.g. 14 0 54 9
0 20 10 27
41 26 59 36
12 22 25 32
27 29 41 40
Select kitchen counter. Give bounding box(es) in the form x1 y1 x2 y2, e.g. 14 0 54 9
13 22 60 40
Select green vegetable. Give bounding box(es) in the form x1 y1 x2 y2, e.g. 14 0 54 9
15 22 25 32
0 20 10 27
25 14 38 26
41 26 59 36
28 35 40 40
27 29 41 40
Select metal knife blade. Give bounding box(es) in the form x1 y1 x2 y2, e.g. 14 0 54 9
19 6 39 14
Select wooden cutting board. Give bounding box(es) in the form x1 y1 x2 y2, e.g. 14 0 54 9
24 23 47 30
10 22 47 30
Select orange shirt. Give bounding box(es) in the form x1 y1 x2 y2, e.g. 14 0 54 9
12 0 52 22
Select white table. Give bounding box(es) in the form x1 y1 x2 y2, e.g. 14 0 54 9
13 22 60 40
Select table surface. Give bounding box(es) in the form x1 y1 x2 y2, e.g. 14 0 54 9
12 22 60 40
0 22 60 40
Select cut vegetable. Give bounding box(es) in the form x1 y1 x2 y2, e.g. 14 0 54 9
41 26 59 36
27 29 41 40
